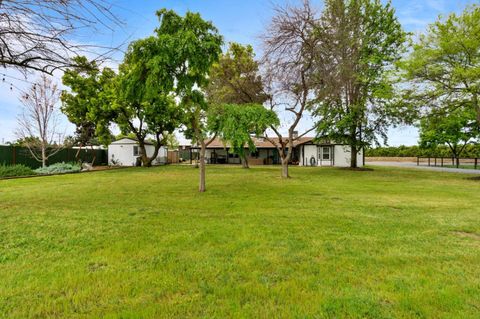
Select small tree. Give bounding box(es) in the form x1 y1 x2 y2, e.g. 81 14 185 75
16 75 64 167
419 108 479 167
312 0 407 168
208 104 279 168
206 42 272 167
152 9 223 192
261 0 319 178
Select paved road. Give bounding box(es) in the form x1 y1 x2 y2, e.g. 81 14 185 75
366 161 480 175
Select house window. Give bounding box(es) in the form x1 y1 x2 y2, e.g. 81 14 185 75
133 146 140 156
320 146 331 160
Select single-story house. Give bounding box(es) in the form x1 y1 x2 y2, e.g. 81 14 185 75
193 136 364 167
108 138 167 166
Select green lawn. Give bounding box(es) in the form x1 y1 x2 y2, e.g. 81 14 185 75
1 165 480 318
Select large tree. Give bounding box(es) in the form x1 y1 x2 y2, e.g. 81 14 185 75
261 0 319 178
152 9 223 192
206 42 268 105
61 56 116 162
0 0 121 74
113 36 182 167
399 5 480 127
312 0 406 168
16 75 64 167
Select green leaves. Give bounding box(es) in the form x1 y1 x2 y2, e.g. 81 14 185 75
61 56 116 145
313 0 406 151
206 42 268 105
208 104 279 157
400 5 480 124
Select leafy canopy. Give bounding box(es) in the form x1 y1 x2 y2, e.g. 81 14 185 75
399 5 480 124
61 56 116 145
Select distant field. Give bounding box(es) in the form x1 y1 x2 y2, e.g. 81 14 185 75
1 165 479 318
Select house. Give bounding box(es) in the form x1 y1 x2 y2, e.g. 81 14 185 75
194 136 364 167
108 138 167 166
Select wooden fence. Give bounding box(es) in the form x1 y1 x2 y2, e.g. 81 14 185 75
417 157 479 169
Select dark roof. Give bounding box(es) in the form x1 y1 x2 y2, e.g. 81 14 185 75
201 137 316 149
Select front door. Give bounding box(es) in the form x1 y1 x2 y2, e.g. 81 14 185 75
318 146 333 166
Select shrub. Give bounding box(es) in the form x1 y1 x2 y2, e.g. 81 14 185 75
34 162 81 175
0 164 35 178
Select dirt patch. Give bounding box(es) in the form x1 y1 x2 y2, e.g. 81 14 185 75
465 176 480 181
453 231 480 240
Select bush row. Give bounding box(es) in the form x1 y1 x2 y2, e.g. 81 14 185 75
365 144 480 158
0 162 81 178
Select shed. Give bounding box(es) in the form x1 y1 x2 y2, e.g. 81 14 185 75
108 138 167 166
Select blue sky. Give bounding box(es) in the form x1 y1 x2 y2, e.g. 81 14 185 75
0 0 476 145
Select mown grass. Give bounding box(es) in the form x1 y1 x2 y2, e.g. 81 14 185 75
1 165 479 318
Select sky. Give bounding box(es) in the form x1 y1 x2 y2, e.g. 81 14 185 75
0 0 476 145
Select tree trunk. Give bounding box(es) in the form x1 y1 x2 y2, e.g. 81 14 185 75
90 145 96 166
242 154 249 169
41 144 47 168
281 158 289 178
138 143 151 167
199 142 206 192
75 144 82 162
350 145 358 168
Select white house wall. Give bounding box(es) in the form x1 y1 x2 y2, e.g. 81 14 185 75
333 145 364 167
299 145 364 167
108 143 167 166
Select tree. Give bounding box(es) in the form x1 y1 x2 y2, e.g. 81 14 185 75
206 42 272 168
399 5 480 126
0 0 122 74
152 9 223 192
16 75 64 167
206 42 268 105
113 36 182 167
261 0 319 178
61 56 116 162
208 104 279 168
419 107 479 167
312 0 406 168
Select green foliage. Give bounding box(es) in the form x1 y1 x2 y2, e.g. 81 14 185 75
152 9 223 144
314 0 407 162
399 5 480 124
34 162 81 175
0 164 35 178
419 107 479 157
206 42 268 105
208 104 279 158
61 56 117 146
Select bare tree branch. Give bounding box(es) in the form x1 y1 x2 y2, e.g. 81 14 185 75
0 0 123 75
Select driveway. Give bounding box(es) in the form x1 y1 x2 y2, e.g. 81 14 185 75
366 161 480 175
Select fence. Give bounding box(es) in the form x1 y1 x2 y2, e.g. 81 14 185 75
0 145 108 169
417 157 479 170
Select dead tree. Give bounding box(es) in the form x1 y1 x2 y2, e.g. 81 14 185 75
261 0 319 178
16 75 64 167
0 0 122 74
